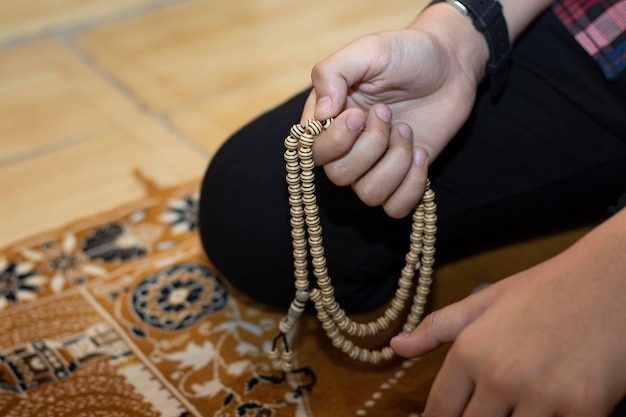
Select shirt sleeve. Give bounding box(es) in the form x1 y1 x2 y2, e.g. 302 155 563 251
552 0 626 81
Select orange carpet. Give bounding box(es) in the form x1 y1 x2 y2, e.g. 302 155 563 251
0 176 591 416
0 178 433 416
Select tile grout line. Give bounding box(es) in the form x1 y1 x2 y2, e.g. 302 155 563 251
0 0 199 52
1 0 214 167
62 36 154 115
0 130 110 168
61 35 212 161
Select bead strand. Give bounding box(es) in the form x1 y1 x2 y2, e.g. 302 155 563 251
269 118 437 366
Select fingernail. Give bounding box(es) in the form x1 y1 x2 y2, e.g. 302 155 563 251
392 332 410 340
316 96 332 117
398 124 412 140
414 149 428 167
375 105 392 123
346 114 364 131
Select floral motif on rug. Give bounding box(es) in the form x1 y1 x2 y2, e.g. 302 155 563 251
0 181 314 417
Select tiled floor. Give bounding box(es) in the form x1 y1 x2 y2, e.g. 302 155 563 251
0 0 428 248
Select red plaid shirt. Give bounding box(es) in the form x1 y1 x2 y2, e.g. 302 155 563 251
552 0 626 80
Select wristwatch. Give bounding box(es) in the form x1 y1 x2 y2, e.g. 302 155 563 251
429 0 511 97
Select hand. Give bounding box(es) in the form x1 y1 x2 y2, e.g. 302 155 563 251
390 210 626 416
301 5 488 218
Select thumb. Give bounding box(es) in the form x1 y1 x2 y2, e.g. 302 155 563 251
310 36 383 120
310 59 350 120
390 285 497 358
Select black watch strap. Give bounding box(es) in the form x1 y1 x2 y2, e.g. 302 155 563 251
429 0 511 97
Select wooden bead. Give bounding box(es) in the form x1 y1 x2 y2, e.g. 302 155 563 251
419 266 433 276
295 280 309 291
366 350 380 364
304 205 319 217
290 124 306 138
286 173 301 185
306 219 321 231
283 148 300 161
281 349 295 372
326 324 341 340
279 316 295 334
290 206 304 217
288 194 302 205
294 270 308 281
301 187 316 198
292 240 307 250
309 288 322 302
381 347 395 361
288 304 305 320
316 309 329 322
267 347 280 361
309 246 324 258
306 119 324 135
320 286 334 299
287 183 302 194
401 266 415 280
298 146 313 159
312 257 326 269
390 297 406 312
293 248 307 260
300 171 314 183
291 229 305 240
376 315 391 330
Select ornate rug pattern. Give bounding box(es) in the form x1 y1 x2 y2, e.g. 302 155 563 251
0 179 440 417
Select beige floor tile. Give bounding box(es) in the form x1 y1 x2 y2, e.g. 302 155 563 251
0 39 143 161
76 0 428 114
0 117 207 249
0 0 166 44
169 69 309 155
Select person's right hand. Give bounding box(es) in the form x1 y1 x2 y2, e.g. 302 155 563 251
301 4 489 218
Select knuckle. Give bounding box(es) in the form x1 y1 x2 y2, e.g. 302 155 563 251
329 134 354 156
561 382 610 417
353 181 385 206
418 312 437 331
324 162 353 187
383 203 411 220
310 61 329 80
418 312 450 347
445 332 489 372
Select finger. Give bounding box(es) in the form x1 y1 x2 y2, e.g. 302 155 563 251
300 89 317 124
351 119 412 207
390 284 499 358
381 125 429 218
311 35 385 120
311 108 365 166
324 104 393 186
423 354 474 417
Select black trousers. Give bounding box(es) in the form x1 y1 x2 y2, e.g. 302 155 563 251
199 10 626 313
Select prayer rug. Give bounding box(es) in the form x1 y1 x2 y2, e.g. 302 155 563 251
0 177 463 417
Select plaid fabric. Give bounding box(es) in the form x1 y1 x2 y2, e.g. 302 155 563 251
552 0 626 80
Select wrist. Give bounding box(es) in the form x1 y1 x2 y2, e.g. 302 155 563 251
411 4 489 88
426 0 512 97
